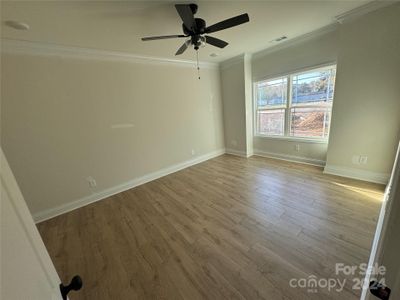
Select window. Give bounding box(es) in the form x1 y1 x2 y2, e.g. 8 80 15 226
255 65 336 141
256 77 287 136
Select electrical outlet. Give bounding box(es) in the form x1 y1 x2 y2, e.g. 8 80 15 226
191 149 196 156
295 144 300 152
360 156 368 165
86 176 97 188
352 155 361 165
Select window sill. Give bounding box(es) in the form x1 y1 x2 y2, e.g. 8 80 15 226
254 134 329 144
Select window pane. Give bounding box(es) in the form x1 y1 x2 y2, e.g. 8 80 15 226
256 77 287 107
290 106 331 138
292 68 336 105
258 109 285 136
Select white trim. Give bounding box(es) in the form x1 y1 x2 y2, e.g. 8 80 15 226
34 148 225 223
324 164 390 184
334 0 397 24
1 38 218 69
252 24 338 61
253 64 336 141
361 141 400 300
253 149 326 167
253 61 337 88
254 134 328 144
225 148 250 158
1 148 61 293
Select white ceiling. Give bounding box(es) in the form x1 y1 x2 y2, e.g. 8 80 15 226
1 1 370 62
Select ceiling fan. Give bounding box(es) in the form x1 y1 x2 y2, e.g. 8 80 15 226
141 3 250 56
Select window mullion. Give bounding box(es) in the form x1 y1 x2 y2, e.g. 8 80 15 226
285 75 292 137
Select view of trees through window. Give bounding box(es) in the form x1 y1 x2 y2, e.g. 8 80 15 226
255 66 336 139
257 78 287 107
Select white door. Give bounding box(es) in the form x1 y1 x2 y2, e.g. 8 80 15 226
362 141 400 300
1 148 62 300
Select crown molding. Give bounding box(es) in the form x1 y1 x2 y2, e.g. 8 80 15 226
334 0 398 24
0 39 219 69
220 53 246 70
251 23 338 61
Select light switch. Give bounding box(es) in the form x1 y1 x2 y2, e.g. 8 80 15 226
360 156 368 165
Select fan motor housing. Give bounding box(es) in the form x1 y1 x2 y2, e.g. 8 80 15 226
182 18 206 35
189 3 198 14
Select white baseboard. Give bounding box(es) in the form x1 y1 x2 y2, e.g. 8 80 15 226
225 148 250 158
324 164 390 184
253 149 326 167
35 148 387 222
34 148 225 223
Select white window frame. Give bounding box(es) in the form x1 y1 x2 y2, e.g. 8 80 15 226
254 64 336 144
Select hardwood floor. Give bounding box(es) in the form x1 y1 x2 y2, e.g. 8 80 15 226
37 154 384 300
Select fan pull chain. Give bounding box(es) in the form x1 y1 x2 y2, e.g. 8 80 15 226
196 50 200 80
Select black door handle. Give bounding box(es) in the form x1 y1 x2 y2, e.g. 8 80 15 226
60 275 83 300
370 280 391 300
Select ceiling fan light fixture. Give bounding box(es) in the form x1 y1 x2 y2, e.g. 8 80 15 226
141 3 249 56
200 36 206 48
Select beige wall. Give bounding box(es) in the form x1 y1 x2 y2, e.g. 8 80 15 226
3 4 400 220
251 29 338 163
220 54 254 157
1 53 225 216
220 58 247 154
326 4 400 177
228 3 400 178
254 138 328 164
252 29 339 81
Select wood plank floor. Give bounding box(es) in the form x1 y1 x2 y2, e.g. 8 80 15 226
37 154 384 300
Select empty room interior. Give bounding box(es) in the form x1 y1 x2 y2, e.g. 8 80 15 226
1 1 400 300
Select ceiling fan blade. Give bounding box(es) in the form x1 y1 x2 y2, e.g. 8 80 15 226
175 4 197 32
141 34 186 41
205 13 249 34
205 35 228 48
175 40 191 56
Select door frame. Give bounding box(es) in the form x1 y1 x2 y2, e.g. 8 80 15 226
1 148 62 299
361 141 400 300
